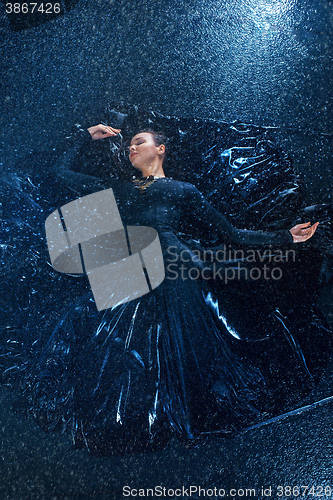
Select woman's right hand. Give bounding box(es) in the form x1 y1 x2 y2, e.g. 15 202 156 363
87 124 121 140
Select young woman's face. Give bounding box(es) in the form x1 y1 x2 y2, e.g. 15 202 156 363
128 133 163 170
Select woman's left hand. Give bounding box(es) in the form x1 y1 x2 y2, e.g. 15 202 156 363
289 221 319 243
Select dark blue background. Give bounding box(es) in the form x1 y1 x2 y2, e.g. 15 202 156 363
1 1 333 498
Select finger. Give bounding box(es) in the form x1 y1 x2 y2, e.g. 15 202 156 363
300 222 312 229
101 128 114 136
311 222 319 234
300 224 313 232
105 127 121 134
304 222 319 240
102 127 118 137
107 127 121 135
293 222 309 232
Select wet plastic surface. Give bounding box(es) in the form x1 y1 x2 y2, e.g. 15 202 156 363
1 0 333 497
1 105 332 461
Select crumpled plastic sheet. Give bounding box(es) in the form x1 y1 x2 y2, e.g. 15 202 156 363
0 104 332 454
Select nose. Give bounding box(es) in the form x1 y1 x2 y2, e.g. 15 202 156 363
129 144 136 153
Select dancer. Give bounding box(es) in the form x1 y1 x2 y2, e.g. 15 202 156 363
26 123 322 455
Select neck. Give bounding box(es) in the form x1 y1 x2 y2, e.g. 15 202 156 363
139 163 165 178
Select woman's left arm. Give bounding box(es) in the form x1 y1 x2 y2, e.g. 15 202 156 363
183 183 318 246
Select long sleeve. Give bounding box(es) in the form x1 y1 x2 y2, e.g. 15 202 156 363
182 183 294 246
53 113 130 195
51 128 106 196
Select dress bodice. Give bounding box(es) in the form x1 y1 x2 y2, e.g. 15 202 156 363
110 178 183 235
103 177 294 249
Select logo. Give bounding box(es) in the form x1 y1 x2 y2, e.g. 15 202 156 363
45 189 165 310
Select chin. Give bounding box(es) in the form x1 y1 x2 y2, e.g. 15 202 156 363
132 164 144 172
130 158 139 167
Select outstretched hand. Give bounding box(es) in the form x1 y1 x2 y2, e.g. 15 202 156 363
289 222 319 243
87 124 121 140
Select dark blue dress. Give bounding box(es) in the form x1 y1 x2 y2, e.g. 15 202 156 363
30 175 318 456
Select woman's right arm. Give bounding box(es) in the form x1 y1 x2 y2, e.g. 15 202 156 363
87 124 121 140
52 125 121 194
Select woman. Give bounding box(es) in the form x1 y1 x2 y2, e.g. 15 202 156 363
88 123 318 244
30 123 321 456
